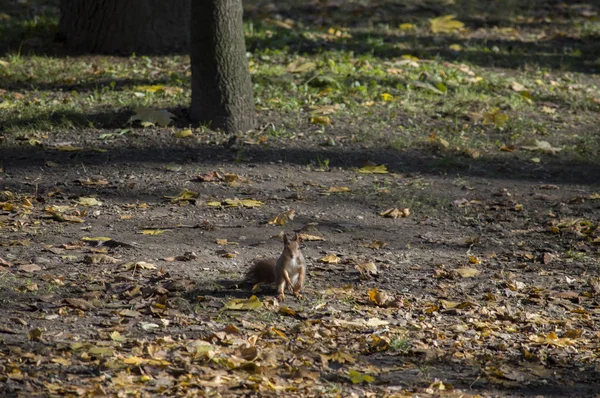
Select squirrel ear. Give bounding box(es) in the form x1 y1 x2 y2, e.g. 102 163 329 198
294 233 301 243
283 233 289 244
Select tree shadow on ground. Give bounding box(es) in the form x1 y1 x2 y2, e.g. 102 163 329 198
363 353 599 397
1 0 597 75
1 133 599 188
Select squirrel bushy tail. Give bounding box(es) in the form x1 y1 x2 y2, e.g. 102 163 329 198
245 258 276 284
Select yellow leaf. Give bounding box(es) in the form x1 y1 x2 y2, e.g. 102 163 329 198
311 115 331 125
468 256 480 264
207 201 222 207
455 267 480 278
268 209 295 226
326 186 351 193
222 198 263 208
82 236 112 242
319 254 340 264
349 369 375 384
380 208 410 219
368 288 391 306
399 23 415 30
483 108 509 127
380 93 393 101
123 356 146 365
358 164 388 174
56 144 83 151
223 295 263 311
429 15 464 34
449 43 462 51
77 197 103 206
286 60 316 73
141 229 166 235
133 85 165 93
166 189 198 204
174 129 193 138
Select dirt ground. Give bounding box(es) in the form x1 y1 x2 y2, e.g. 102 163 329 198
1 120 599 396
1 0 600 395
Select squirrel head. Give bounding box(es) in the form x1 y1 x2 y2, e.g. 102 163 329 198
282 233 302 255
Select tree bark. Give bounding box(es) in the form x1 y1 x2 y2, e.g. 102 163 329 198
58 0 189 54
190 0 256 133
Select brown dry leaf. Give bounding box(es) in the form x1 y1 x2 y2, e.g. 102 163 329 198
367 240 387 249
64 298 95 311
380 208 410 219
510 81 526 92
195 171 223 182
325 186 351 193
216 239 238 246
28 328 43 341
521 140 562 155
368 288 392 306
123 261 157 271
355 262 378 278
118 309 141 318
298 232 325 241
319 254 340 264
0 257 12 267
84 254 119 264
18 263 41 273
268 209 295 226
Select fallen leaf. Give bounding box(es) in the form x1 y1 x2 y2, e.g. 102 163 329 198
268 209 295 226
311 115 331 125
429 15 464 34
129 107 175 127
326 186 351 193
64 298 95 311
380 208 410 219
368 288 392 306
18 263 41 273
174 129 193 138
141 229 167 235
483 108 509 127
358 164 388 174
223 295 263 311
77 197 103 206
319 254 340 264
455 267 480 278
348 369 375 384
356 262 378 278
123 261 157 270
521 140 562 155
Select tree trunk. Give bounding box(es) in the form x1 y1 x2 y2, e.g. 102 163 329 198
190 0 256 133
58 0 189 54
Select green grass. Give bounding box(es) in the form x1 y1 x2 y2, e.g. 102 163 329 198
0 0 599 166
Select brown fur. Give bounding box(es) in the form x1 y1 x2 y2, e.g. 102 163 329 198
245 233 306 301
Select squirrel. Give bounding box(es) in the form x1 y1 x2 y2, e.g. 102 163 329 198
245 233 306 301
